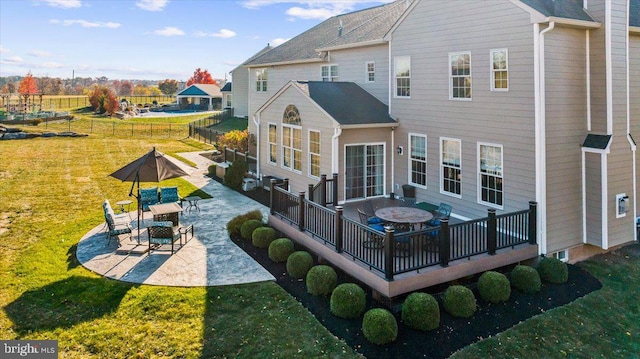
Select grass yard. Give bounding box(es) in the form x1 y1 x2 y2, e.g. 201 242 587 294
210 117 248 132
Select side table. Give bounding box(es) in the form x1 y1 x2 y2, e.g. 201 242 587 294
182 196 201 213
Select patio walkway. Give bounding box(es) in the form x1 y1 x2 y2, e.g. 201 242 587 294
76 151 276 287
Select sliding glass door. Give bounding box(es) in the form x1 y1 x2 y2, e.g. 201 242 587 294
345 144 385 200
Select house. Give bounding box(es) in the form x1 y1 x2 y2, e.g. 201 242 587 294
229 44 273 118
176 84 222 111
220 82 232 110
232 0 638 268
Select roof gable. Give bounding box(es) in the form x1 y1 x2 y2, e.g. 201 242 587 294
220 82 232 92
518 0 596 22
177 84 221 97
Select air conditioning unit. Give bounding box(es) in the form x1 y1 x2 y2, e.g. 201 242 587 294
242 178 257 191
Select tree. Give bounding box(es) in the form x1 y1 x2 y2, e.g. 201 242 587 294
148 86 162 95
88 85 118 115
186 68 217 87
133 84 150 96
18 72 39 94
119 81 133 96
158 79 179 95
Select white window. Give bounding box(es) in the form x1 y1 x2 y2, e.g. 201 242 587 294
552 250 569 263
478 143 503 207
366 61 375 82
394 56 410 98
491 49 508 91
321 65 339 82
226 94 232 108
309 130 320 178
268 123 277 164
409 133 427 187
282 105 302 172
441 138 461 196
256 68 267 92
449 52 471 100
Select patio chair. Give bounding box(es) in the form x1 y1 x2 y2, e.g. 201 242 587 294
139 187 159 219
427 203 452 226
103 200 132 246
358 209 385 248
160 186 180 204
148 221 182 254
362 200 383 225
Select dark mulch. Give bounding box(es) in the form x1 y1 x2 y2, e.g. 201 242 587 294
206 164 603 358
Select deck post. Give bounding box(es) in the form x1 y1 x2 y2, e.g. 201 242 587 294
320 175 327 207
384 225 395 280
528 201 537 244
283 178 289 191
298 192 305 231
332 173 338 205
223 146 227 162
439 219 450 267
233 149 238 162
269 179 276 215
308 184 314 202
488 209 497 255
335 206 343 253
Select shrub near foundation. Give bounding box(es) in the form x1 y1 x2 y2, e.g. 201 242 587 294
330 283 366 319
286 251 314 279
443 285 477 318
226 210 263 237
362 308 398 345
252 227 276 248
510 265 542 293
268 238 294 263
240 219 263 240
537 257 569 284
478 271 511 303
306 265 338 296
401 292 440 331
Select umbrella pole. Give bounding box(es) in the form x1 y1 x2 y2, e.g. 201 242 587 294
137 177 141 244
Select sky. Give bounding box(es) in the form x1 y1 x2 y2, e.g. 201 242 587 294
0 0 393 82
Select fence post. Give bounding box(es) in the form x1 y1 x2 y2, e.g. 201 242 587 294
439 219 450 267
169 123 171 138
283 178 289 191
320 174 327 207
269 179 276 215
90 120 93 133
488 209 497 255
223 146 227 162
112 121 115 136
298 192 305 232
150 123 153 137
528 201 538 244
384 225 395 280
308 184 314 202
335 206 343 253
332 173 338 205
131 123 134 136
234 149 238 162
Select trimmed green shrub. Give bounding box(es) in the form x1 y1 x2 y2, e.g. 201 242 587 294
442 285 477 318
240 219 263 240
207 164 217 177
306 265 338 296
362 308 398 345
510 265 542 293
478 271 511 303
401 292 440 331
224 159 248 190
226 210 263 237
268 238 294 263
252 227 276 248
330 283 366 319
286 251 314 279
537 257 568 284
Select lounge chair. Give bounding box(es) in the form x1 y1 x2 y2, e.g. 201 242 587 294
103 200 132 246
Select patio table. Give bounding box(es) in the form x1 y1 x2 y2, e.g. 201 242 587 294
375 206 433 226
149 202 182 226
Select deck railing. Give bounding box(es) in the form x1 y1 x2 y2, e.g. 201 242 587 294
270 179 537 280
307 174 339 207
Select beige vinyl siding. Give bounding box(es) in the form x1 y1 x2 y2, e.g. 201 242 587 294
544 27 587 252
257 86 335 194
631 36 640 215
231 66 250 118
389 0 536 219
329 44 389 104
585 152 603 246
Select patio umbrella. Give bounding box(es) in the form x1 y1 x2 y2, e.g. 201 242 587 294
109 147 190 240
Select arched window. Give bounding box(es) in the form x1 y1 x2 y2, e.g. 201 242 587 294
282 105 302 172
283 104 301 125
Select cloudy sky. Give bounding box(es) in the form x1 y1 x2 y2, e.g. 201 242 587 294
0 0 393 82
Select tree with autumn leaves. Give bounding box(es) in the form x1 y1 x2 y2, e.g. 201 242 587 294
18 72 39 95
88 85 119 115
186 68 217 87
158 79 179 95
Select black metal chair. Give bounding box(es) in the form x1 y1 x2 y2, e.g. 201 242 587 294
362 200 383 224
358 209 384 249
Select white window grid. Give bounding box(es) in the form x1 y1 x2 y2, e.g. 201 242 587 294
440 137 462 197
366 61 375 82
408 133 427 188
394 56 410 98
490 49 508 91
268 123 277 164
478 142 503 208
449 52 471 100
308 130 321 178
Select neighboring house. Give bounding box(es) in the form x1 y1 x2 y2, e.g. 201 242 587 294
220 82 232 109
230 45 273 118
176 84 222 111
234 0 639 262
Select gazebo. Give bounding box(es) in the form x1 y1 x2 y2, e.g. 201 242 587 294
176 84 222 111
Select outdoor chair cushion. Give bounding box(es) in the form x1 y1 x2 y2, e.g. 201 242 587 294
160 186 180 204
103 200 132 245
140 187 159 211
148 221 181 253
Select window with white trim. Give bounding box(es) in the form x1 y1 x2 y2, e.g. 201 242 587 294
552 250 568 262
256 68 267 92
441 138 461 196
449 52 471 99
268 123 277 164
478 143 503 207
282 105 302 172
226 94 232 108
394 56 410 98
409 133 427 187
491 49 508 91
309 130 320 178
321 65 339 82
366 61 375 82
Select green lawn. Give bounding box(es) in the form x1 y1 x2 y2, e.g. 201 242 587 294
210 117 248 132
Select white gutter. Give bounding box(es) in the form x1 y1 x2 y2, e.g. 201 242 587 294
536 21 555 255
316 39 387 52
605 2 613 134
331 127 342 174
253 114 260 176
626 3 637 240
388 38 392 113
339 123 398 130
391 127 395 196
245 58 324 69
586 29 591 131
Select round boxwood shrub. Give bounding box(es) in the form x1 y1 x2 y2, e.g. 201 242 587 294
401 292 440 331
362 308 398 345
306 265 338 296
478 271 511 303
226 210 263 237
268 238 294 263
537 257 568 284
286 251 314 279
442 285 477 318
510 265 542 293
251 227 276 248
330 283 366 319
240 219 263 240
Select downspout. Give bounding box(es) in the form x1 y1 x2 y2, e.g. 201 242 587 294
253 114 260 176
605 2 613 135
388 37 392 113
331 127 342 175
625 4 637 240
583 29 591 243
586 29 591 131
536 21 555 255
391 127 395 196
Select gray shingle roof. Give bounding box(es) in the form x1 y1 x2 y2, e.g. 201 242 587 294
631 0 639 27
519 0 596 22
295 81 396 126
220 82 232 92
245 1 407 66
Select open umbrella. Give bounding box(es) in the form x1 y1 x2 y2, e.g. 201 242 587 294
109 147 190 241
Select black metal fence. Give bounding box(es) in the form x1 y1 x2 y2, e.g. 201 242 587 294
188 109 234 144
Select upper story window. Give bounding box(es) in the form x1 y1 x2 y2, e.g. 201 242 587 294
268 123 277 164
282 105 302 172
478 143 503 207
409 133 427 187
256 68 267 92
225 94 232 108
449 52 471 100
491 49 508 91
321 65 338 82
366 61 375 82
394 56 410 98
441 138 461 197
309 130 321 178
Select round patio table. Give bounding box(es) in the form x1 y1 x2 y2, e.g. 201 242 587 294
375 206 433 225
